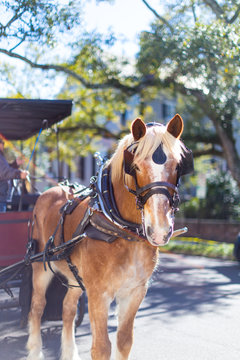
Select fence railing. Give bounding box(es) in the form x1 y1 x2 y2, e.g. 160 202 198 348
175 218 240 244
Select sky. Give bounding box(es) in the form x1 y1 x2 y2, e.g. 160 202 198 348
84 0 161 57
0 0 162 98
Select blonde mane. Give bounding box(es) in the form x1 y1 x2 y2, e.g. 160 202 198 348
109 123 185 183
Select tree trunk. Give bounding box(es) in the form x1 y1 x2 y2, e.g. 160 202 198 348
211 117 240 187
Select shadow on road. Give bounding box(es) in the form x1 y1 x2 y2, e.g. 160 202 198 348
1 254 240 359
138 254 240 320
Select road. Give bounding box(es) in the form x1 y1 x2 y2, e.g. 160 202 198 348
1 253 240 360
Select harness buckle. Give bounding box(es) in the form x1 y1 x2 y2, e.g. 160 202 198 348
136 196 143 210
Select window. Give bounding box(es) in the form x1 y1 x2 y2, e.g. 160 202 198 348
78 157 85 180
92 155 96 176
162 103 171 120
67 164 71 180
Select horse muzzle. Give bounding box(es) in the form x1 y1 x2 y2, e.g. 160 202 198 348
146 226 173 247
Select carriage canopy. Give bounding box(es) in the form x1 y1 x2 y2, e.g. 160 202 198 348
0 98 72 140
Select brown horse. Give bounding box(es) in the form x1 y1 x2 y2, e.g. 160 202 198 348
27 115 191 360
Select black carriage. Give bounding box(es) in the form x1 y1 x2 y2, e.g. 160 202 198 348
0 98 85 327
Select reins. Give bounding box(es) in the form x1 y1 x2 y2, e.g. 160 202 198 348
0 232 86 294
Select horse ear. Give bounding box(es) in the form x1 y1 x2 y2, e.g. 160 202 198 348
166 114 184 139
131 118 146 141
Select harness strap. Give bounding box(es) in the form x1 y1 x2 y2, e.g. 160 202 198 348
72 207 91 239
138 187 174 208
89 211 146 243
135 181 178 196
96 167 145 236
43 216 63 271
129 172 179 211
66 256 85 291
43 199 86 290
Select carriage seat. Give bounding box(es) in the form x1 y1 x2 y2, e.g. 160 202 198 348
7 193 40 211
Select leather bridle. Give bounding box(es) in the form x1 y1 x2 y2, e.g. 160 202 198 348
123 142 180 212
128 178 179 211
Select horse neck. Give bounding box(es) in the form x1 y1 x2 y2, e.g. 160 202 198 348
112 175 141 224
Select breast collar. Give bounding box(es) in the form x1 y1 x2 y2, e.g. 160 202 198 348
93 164 146 238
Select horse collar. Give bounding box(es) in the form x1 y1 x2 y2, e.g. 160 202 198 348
94 164 146 239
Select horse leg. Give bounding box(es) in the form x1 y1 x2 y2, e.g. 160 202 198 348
61 287 83 360
88 291 112 360
115 286 147 360
27 264 53 360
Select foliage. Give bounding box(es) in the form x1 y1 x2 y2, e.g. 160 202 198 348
0 0 83 48
0 0 131 170
182 170 240 220
138 17 239 131
204 170 240 219
161 237 235 260
137 0 240 186
1 0 240 189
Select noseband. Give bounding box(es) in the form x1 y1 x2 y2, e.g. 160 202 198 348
128 178 179 211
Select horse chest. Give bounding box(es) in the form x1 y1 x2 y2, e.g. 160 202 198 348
118 246 158 292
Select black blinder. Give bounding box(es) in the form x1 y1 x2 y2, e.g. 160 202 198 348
123 149 135 175
178 147 194 177
152 143 167 164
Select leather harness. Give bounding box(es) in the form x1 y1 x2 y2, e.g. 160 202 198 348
39 140 193 290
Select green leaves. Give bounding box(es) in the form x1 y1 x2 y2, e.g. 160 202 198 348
137 1 240 186
1 0 83 47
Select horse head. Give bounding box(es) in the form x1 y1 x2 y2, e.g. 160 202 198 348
121 114 192 247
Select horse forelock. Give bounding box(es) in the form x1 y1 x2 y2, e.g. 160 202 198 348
134 125 184 164
109 124 185 184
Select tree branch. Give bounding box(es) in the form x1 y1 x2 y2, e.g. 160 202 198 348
162 76 208 105
191 3 197 22
9 35 26 52
202 0 240 24
193 148 223 158
141 0 174 33
58 123 128 140
4 9 26 30
0 48 139 95
202 0 224 19
183 133 221 146
228 4 240 23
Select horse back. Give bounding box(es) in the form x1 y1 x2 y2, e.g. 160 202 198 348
32 186 89 252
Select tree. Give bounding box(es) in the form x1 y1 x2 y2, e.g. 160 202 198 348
183 169 240 220
137 0 240 186
0 0 132 161
1 0 240 188
0 1 139 134
0 0 83 48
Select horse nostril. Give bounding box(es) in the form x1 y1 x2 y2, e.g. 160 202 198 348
168 226 173 238
163 227 173 243
146 226 153 237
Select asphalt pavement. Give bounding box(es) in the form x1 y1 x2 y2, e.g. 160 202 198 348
0 253 240 360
